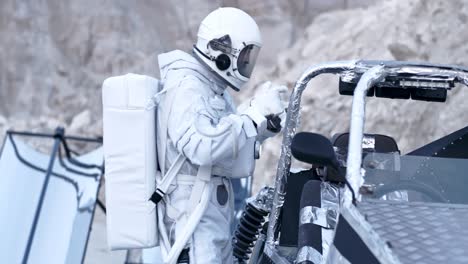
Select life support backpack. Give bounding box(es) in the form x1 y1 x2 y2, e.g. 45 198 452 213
102 74 162 250
102 73 212 262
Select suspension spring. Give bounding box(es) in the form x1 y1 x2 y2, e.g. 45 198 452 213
232 202 268 263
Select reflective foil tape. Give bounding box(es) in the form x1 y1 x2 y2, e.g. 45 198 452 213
299 206 337 229
296 246 323 263
266 61 357 246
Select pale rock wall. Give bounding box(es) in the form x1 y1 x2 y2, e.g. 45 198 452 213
251 0 468 188
4 0 468 263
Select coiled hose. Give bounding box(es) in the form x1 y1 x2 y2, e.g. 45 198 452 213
232 202 269 263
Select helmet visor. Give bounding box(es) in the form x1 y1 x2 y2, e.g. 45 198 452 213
237 44 260 78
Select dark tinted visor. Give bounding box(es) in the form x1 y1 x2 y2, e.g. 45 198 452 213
237 44 260 78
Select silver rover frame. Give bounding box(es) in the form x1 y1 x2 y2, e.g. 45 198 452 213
264 60 468 261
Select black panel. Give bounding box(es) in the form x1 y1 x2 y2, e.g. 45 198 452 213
375 86 411 99
411 88 447 102
408 126 468 159
279 170 320 247
339 80 375 96
339 76 449 102
334 215 380 263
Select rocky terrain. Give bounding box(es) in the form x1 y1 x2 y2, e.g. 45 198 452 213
250 0 468 187
2 0 468 263
0 0 371 138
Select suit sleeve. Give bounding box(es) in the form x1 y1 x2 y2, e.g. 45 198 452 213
166 76 257 166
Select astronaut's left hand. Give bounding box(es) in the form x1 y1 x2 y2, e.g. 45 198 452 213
250 81 289 118
237 81 289 142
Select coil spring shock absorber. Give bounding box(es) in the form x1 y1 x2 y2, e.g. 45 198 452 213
232 187 274 263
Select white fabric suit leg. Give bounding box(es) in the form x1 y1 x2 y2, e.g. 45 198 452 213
164 177 233 264
190 177 234 264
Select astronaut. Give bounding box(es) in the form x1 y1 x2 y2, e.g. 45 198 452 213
156 7 288 263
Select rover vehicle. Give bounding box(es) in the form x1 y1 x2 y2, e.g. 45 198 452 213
233 61 468 264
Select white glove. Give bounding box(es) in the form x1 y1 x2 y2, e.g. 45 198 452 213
239 81 289 142
251 81 289 116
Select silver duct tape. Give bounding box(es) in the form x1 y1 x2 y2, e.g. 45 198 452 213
321 228 334 261
299 206 336 229
321 182 341 258
362 135 375 150
321 182 340 228
246 186 275 212
388 66 468 86
266 61 356 246
353 60 468 86
296 246 323 264
263 244 291 264
344 65 388 206
325 244 351 264
299 182 341 229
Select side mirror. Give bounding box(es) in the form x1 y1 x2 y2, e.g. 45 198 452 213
292 132 339 168
292 132 345 182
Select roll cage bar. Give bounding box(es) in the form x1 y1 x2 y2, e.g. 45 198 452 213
265 60 468 252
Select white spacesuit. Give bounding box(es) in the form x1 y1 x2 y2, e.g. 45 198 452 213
156 7 288 264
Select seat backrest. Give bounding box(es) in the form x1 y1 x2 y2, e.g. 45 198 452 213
332 133 399 153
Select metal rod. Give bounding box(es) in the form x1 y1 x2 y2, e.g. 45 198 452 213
22 128 64 264
265 61 356 247
7 130 102 143
8 133 81 195
343 66 388 206
96 198 107 214
60 137 103 170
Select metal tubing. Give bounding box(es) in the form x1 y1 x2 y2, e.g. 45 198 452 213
343 66 388 205
7 130 102 143
22 129 63 264
265 61 356 246
264 59 468 248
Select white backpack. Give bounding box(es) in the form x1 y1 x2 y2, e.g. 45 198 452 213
102 73 161 250
102 73 197 256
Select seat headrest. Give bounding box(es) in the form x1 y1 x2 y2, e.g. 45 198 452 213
332 133 399 153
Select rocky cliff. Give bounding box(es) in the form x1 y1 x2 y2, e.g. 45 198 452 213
2 1 468 262
251 0 468 187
